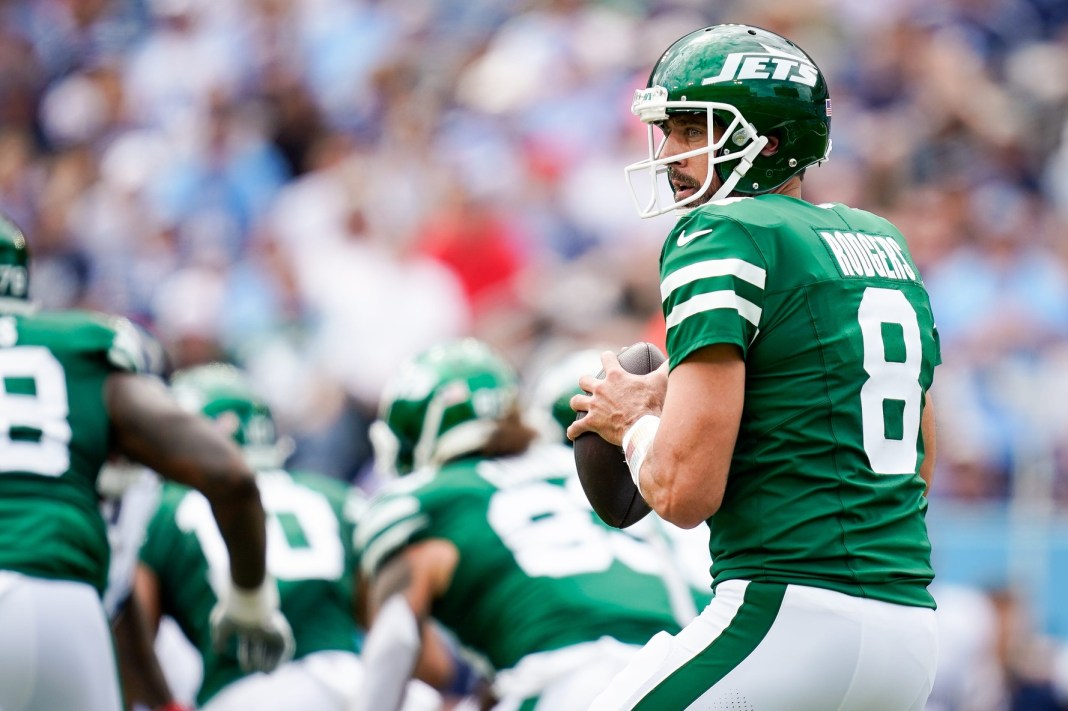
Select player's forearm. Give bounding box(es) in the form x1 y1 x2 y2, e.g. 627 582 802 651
625 411 730 528
919 396 936 495
413 622 459 690
640 441 723 529
210 492 268 589
112 595 175 710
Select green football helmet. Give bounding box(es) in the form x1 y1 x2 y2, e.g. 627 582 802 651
171 363 292 470
625 24 832 217
525 348 602 447
0 213 30 305
371 339 520 477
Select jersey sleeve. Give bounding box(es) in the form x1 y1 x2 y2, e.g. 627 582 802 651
354 487 433 578
342 487 369 574
104 316 153 374
660 212 769 369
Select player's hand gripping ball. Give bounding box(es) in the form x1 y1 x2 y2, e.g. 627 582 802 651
573 342 664 528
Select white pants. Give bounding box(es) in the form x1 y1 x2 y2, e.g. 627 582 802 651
491 637 643 711
0 572 122 711
591 579 938 711
201 650 442 711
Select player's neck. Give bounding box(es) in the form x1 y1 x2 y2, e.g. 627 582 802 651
769 177 803 200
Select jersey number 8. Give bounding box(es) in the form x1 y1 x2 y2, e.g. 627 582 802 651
0 346 72 477
857 287 923 475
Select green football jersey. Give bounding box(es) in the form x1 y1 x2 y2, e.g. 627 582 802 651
139 469 362 705
356 444 693 673
660 195 939 608
0 309 145 593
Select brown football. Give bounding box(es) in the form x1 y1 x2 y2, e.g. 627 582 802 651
573 342 664 528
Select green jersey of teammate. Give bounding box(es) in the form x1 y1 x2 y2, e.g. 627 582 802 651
0 309 146 593
357 444 696 674
140 469 362 705
660 194 939 608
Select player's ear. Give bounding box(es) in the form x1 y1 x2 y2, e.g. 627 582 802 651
760 134 780 157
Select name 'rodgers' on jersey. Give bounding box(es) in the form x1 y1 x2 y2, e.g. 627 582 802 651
659 194 940 608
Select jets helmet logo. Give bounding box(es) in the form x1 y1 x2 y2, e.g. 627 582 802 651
703 44 819 88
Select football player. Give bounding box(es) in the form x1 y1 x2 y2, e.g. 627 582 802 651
134 363 440 711
354 339 697 711
96 325 194 711
0 215 290 711
570 25 941 710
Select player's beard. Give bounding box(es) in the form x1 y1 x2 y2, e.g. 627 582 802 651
667 168 714 209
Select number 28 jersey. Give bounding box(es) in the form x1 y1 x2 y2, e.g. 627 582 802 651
0 310 144 593
661 195 940 608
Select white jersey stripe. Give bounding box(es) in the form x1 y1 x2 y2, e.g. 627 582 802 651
666 290 762 330
661 259 766 302
360 514 429 577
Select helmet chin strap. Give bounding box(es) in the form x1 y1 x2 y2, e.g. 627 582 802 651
711 135 770 202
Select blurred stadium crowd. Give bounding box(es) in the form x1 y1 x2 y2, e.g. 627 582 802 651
5 0 1068 708
3 0 1068 497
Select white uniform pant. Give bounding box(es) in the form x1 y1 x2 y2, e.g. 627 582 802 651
0 571 122 711
491 637 644 711
591 579 938 711
201 650 441 711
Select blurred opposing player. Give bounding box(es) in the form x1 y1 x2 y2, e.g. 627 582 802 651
0 215 288 711
355 339 695 711
571 25 940 710
135 363 440 711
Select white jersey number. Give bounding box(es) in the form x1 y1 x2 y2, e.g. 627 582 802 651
487 481 661 578
176 475 344 595
857 287 923 474
0 346 72 477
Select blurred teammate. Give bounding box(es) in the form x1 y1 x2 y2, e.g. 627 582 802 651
570 25 941 709
355 339 695 711
0 215 289 711
135 363 439 711
96 326 191 711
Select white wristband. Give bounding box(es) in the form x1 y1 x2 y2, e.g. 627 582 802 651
622 415 660 496
223 575 280 626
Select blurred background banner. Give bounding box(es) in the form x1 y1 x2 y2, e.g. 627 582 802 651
3 0 1068 681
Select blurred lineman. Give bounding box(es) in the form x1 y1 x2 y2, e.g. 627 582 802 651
97 327 191 711
570 25 941 710
355 339 695 711
0 215 288 711
134 363 440 711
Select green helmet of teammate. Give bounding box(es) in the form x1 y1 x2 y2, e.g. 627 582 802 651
371 339 520 477
525 348 602 447
0 214 30 303
171 363 292 470
625 24 832 217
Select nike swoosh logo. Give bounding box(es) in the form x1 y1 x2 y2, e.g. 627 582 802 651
677 228 714 247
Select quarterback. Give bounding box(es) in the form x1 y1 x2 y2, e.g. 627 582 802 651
570 25 941 710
